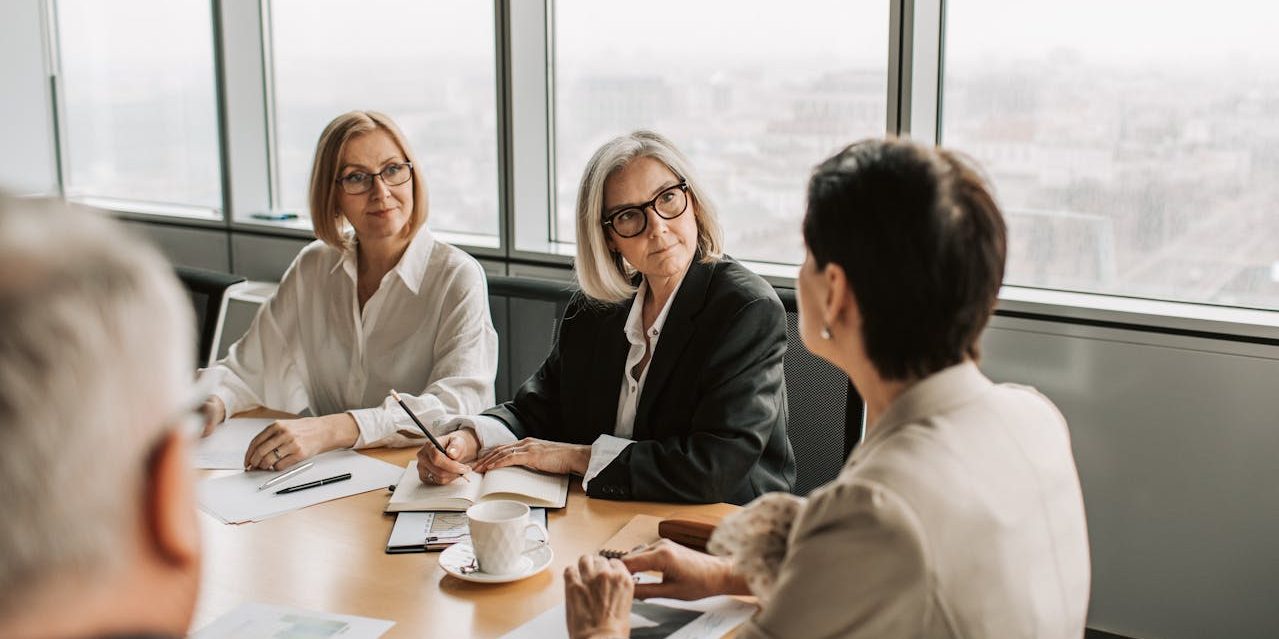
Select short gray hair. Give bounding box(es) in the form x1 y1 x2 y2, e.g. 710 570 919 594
0 194 193 608
574 131 724 303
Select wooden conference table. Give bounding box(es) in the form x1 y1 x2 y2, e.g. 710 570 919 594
191 445 741 638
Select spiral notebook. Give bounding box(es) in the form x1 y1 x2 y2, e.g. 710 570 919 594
384 461 568 512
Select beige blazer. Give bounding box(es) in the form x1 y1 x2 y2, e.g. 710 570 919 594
742 362 1090 638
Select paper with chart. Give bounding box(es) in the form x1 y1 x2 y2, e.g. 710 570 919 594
500 595 756 639
198 449 403 523
192 418 275 469
190 602 393 638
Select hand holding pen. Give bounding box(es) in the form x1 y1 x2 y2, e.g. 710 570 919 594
390 390 474 485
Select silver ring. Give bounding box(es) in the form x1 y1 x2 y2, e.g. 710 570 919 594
426 471 435 481
273 448 282 461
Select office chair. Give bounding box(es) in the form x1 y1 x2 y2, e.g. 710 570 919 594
175 266 247 368
775 288 866 496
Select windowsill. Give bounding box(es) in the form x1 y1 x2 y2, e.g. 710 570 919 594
227 215 503 251
995 286 1279 342
513 239 577 260
82 196 223 228
98 203 1279 342
753 261 1278 342
434 230 500 250
231 216 315 238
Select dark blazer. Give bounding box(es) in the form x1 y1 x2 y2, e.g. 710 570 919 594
484 256 795 505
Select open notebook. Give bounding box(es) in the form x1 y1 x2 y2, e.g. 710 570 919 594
385 461 569 512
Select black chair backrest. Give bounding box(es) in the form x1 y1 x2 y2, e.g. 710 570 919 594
175 266 246 368
774 288 864 495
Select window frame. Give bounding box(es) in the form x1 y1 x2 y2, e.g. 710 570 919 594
46 0 227 220
20 0 1279 341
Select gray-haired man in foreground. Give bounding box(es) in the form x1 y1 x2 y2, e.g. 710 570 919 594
0 194 201 638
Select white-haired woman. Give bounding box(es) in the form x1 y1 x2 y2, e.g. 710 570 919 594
202 110 498 471
416 131 795 504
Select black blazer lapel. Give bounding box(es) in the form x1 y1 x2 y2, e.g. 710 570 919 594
632 259 714 439
583 301 630 441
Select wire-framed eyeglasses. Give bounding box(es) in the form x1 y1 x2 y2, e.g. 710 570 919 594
335 162 414 195
602 181 689 238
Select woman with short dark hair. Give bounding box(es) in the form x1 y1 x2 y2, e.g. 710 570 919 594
563 138 1091 639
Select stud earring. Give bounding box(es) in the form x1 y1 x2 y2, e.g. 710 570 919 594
820 325 832 340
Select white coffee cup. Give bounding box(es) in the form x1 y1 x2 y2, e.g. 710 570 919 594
466 500 549 575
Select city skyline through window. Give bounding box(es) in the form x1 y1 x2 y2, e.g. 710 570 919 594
945 0 1279 311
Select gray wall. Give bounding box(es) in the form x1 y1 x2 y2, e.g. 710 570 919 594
138 220 1279 638
980 317 1279 639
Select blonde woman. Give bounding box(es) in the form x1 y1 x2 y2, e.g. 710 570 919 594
203 111 498 470
417 131 795 504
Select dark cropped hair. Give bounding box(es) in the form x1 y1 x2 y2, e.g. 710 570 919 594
803 138 1007 381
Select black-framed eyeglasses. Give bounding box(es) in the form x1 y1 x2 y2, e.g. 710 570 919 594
602 181 689 238
335 162 414 195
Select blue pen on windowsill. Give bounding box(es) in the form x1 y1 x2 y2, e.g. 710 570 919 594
275 472 351 495
250 211 299 222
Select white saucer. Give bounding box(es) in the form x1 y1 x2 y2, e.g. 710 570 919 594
439 541 553 584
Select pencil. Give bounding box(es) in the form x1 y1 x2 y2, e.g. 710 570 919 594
390 389 470 483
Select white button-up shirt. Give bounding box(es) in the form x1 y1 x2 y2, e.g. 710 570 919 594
461 277 681 488
205 228 498 448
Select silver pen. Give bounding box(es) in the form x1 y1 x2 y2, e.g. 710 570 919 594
257 460 315 491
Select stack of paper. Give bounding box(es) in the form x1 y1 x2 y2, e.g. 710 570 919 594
198 450 403 524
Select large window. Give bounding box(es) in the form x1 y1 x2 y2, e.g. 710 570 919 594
554 0 889 266
943 0 1279 311
55 0 222 214
269 0 499 242
20 0 1279 326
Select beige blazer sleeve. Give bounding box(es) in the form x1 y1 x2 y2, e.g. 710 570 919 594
740 478 946 639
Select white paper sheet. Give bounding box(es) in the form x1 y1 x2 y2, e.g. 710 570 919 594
192 418 275 469
500 595 756 639
198 450 403 523
190 602 394 638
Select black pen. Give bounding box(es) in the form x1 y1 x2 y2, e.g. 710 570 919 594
390 389 470 483
275 472 351 494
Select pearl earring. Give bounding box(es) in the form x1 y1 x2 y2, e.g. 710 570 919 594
820 325 832 340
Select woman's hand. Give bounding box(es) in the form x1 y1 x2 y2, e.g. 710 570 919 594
622 539 749 601
565 554 633 639
472 437 591 476
416 429 479 485
243 413 360 471
200 396 226 437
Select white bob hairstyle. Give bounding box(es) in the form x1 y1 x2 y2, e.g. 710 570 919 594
574 131 724 303
0 194 193 610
